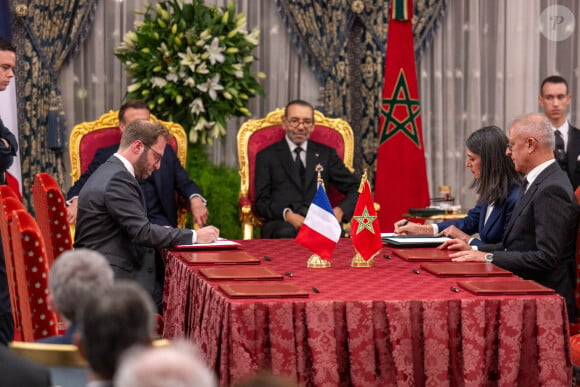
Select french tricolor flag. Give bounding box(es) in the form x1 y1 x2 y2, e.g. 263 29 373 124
295 183 341 260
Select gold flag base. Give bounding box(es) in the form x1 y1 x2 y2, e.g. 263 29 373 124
306 254 331 268
351 252 376 267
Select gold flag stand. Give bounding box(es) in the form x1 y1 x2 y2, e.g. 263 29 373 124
350 251 376 267
307 254 331 268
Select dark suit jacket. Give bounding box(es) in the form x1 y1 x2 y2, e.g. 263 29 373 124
0 346 51 387
254 138 359 227
0 117 17 173
0 118 17 340
67 144 201 227
74 156 194 294
481 162 578 320
437 185 520 247
565 124 580 189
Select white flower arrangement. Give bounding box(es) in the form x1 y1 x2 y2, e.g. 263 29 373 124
115 0 265 144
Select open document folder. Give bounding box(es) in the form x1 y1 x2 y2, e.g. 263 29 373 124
172 238 241 251
381 233 450 246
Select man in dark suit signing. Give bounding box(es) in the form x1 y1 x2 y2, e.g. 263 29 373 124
538 75 580 189
444 113 578 321
74 120 219 309
66 100 208 228
254 100 359 238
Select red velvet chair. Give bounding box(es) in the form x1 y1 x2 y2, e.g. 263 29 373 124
32 173 73 266
69 110 189 228
0 189 26 341
9 209 59 341
237 108 355 239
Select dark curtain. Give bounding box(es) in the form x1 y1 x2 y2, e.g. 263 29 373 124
275 0 446 178
10 0 99 209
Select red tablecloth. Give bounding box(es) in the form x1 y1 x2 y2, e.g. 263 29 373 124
163 239 572 386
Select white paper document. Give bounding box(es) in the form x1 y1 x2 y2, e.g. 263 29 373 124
173 238 241 250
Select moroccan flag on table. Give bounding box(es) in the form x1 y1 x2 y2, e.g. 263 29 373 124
295 183 341 261
351 179 382 260
375 0 429 232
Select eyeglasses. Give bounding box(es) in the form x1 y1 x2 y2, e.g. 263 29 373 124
286 117 314 129
142 141 163 163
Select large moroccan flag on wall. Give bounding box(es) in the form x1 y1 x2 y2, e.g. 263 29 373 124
375 0 429 232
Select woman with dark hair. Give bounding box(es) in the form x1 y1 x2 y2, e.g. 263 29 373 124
394 126 521 246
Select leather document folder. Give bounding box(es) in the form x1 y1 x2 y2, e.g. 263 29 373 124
176 251 260 265
172 238 241 251
199 266 284 281
457 280 555 295
382 235 450 247
219 283 309 298
420 263 513 277
392 248 454 261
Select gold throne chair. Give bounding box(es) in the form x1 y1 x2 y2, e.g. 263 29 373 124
237 108 355 240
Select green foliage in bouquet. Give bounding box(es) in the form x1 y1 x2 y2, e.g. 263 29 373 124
115 0 265 144
187 143 241 239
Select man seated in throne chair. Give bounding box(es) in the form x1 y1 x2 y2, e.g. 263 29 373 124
254 100 359 238
66 100 208 228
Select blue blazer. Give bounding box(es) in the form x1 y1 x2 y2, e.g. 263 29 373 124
67 143 202 227
436 185 520 247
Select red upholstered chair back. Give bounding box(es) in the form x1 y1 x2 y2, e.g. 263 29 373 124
79 127 121 175
0 185 19 202
9 209 59 341
70 110 185 181
237 108 354 239
32 173 72 266
245 127 347 208
0 191 26 341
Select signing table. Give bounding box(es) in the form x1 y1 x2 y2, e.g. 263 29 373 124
163 239 571 386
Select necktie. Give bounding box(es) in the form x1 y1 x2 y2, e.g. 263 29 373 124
294 147 305 179
521 178 528 195
554 130 567 168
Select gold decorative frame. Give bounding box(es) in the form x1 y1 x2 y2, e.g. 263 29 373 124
9 341 87 367
8 338 171 368
69 110 188 183
69 110 189 228
237 108 355 240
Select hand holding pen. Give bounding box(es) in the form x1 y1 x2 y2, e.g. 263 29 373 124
393 218 410 234
394 219 433 236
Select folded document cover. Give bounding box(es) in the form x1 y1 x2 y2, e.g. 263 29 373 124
176 250 260 265
382 235 450 247
420 262 513 277
219 283 309 298
457 280 555 295
199 266 284 281
172 238 241 251
392 248 454 261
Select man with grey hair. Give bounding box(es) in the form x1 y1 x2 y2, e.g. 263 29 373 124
76 280 157 386
443 113 578 321
39 249 114 344
114 340 216 387
74 120 219 311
